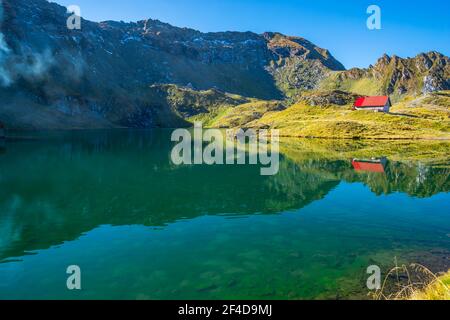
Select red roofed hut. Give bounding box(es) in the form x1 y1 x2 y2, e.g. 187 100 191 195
353 96 391 113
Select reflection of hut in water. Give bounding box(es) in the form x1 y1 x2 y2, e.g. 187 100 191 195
0 122 4 139
352 157 387 173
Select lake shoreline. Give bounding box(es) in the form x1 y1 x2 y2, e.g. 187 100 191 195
277 134 450 141
3 128 450 141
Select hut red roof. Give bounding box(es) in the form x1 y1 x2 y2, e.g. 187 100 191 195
354 96 389 108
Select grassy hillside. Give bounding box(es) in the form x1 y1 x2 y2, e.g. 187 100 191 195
149 84 286 128
320 73 382 97
245 91 450 140
200 100 285 128
150 84 249 118
148 84 450 140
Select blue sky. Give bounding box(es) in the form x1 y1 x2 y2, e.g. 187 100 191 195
54 0 449 68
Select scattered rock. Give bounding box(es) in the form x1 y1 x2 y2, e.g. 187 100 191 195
300 90 359 106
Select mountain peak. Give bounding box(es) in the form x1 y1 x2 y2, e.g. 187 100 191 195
263 32 345 71
321 51 449 96
2 0 447 130
0 0 348 128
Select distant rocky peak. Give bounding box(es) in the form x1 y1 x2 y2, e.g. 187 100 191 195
264 32 345 71
322 51 449 96
0 0 351 129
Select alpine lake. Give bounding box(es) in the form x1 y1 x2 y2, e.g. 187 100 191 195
0 129 449 300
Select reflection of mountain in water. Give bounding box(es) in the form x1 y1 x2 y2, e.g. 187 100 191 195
275 158 449 199
345 161 449 197
0 130 448 261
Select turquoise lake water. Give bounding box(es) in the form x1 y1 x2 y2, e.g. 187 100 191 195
0 130 449 299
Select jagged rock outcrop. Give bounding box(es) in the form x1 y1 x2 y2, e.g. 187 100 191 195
0 0 447 129
321 52 450 97
264 32 345 95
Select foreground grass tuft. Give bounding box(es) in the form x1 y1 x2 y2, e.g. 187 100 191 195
374 264 450 300
409 271 450 300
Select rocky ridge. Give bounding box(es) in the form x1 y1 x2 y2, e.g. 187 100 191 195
0 0 448 129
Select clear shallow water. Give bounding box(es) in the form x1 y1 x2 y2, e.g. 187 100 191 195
0 130 449 299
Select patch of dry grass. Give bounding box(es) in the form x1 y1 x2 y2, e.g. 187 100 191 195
374 264 450 300
410 271 450 300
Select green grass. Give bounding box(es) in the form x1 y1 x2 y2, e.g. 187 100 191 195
246 91 450 140
186 100 285 128
187 106 233 127
319 73 383 96
162 82 450 141
206 100 285 128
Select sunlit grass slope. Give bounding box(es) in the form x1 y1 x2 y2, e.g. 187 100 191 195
247 91 450 139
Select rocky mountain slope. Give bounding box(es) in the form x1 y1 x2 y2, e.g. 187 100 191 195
0 0 448 130
149 84 250 119
320 52 450 99
0 0 343 129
